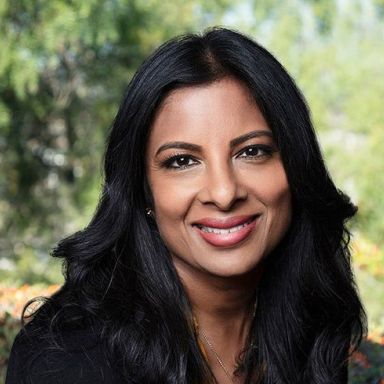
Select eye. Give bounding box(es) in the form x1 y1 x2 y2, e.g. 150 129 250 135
236 144 275 159
162 154 199 170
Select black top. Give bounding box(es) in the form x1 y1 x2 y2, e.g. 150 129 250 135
6 325 127 384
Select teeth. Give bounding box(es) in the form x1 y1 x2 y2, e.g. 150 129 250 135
199 218 254 234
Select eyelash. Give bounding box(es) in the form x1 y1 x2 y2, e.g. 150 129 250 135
237 144 275 159
161 145 276 170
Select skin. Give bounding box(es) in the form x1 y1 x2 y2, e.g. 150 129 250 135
146 77 292 383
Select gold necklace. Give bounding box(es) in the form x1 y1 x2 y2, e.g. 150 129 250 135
198 326 234 383
193 295 258 384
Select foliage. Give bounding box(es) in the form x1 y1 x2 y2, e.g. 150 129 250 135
1 0 382 280
0 284 60 382
0 1 383 382
227 0 384 247
0 0 234 281
353 236 384 279
349 336 384 384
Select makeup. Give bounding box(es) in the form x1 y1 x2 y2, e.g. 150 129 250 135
192 215 260 248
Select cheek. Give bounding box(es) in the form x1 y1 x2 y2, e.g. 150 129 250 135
257 166 291 235
271 181 292 230
150 176 195 229
151 182 195 257
252 164 291 209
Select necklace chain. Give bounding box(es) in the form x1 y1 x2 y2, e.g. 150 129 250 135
199 327 234 383
194 295 258 384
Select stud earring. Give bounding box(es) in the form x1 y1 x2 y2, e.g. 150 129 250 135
145 208 153 216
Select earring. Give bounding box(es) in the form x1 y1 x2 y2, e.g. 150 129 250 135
145 208 153 216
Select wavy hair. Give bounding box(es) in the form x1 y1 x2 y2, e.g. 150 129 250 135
21 27 366 383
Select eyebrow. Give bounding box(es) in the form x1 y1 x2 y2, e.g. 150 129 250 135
230 130 273 148
155 129 273 156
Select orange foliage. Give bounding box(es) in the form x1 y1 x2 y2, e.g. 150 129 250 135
0 284 60 321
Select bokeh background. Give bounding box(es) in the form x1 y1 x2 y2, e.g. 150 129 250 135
0 0 383 382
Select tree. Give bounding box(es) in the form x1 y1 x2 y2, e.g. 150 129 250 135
0 0 235 283
227 0 384 246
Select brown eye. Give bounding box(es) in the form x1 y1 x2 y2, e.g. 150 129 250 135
174 157 191 167
241 147 261 157
237 145 274 159
163 155 199 169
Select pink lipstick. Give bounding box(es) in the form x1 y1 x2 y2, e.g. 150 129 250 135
192 215 259 248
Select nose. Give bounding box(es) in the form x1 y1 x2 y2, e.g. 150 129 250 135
198 161 248 210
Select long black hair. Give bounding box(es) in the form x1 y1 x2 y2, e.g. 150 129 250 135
21 27 366 383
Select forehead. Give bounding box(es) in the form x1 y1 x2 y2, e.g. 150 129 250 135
147 77 271 150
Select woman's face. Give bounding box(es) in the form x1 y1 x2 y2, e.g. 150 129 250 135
146 77 291 279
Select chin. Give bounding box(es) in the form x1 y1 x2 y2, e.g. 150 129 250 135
201 259 262 279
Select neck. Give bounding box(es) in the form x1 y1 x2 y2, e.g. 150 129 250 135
174 258 263 350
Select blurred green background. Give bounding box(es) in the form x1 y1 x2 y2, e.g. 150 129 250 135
0 0 383 382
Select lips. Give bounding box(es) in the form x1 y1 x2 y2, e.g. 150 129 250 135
192 215 260 247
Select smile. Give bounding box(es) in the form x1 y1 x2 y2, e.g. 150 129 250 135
192 215 259 248
197 216 255 234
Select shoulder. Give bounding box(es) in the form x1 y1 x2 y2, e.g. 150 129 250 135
6 324 126 384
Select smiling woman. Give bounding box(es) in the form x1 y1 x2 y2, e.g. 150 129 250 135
6 28 366 384
146 79 291 280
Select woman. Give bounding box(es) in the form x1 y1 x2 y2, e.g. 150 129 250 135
6 27 366 384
